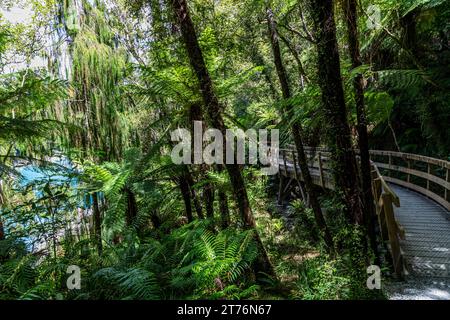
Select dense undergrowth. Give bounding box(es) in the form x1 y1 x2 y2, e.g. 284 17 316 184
1 174 384 300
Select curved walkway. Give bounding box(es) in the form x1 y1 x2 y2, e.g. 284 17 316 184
390 184 450 278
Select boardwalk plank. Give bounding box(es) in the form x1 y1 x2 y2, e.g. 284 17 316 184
391 185 450 278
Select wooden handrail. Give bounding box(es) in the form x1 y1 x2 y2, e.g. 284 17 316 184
369 150 450 211
371 161 404 278
370 150 450 169
278 146 407 278
371 161 400 206
282 146 450 210
278 146 450 278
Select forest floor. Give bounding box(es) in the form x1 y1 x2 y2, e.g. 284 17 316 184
252 196 321 298
267 192 450 300
385 278 450 300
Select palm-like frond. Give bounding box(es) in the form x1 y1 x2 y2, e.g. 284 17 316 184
0 72 68 115
94 267 159 300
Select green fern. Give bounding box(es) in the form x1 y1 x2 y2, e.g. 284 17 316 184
376 69 427 89
94 267 159 300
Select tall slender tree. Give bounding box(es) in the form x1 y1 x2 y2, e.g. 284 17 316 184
171 0 274 276
178 176 194 222
188 104 215 221
266 7 333 250
92 192 102 254
124 186 138 227
308 0 364 225
342 0 378 257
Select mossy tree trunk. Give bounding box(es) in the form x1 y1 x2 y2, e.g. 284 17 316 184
0 220 4 241
308 0 364 225
171 0 275 276
179 176 194 223
92 192 102 255
266 7 333 250
125 186 138 227
342 0 379 259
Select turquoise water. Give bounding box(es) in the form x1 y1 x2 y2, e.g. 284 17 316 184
3 155 81 249
18 155 77 186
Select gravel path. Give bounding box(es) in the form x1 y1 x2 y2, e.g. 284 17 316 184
385 278 450 300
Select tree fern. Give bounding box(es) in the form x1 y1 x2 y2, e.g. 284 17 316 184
376 69 428 89
94 267 159 300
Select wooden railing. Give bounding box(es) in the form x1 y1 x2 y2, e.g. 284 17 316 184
278 147 407 278
370 161 405 278
281 146 450 211
369 150 450 211
279 148 334 190
278 147 450 277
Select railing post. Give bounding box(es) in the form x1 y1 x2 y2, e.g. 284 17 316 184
380 209 389 242
282 150 288 176
388 154 392 177
370 164 377 181
445 168 449 202
292 150 298 178
292 150 307 203
427 163 431 190
373 177 382 202
382 193 404 279
277 173 284 205
318 152 324 188
278 150 288 205
407 160 411 183
377 195 388 242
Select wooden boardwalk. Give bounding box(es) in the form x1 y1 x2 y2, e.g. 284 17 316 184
277 147 450 279
391 185 450 277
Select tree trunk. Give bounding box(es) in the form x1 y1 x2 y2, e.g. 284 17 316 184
217 165 230 229
0 220 4 241
171 0 275 276
179 176 194 223
204 183 215 220
278 33 310 86
0 181 4 240
400 11 417 55
308 0 364 225
92 192 102 254
218 189 230 229
185 168 204 219
169 128 202 222
267 8 333 250
242 20 279 100
150 210 161 229
342 0 378 259
0 179 5 240
125 187 138 227
189 103 214 221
